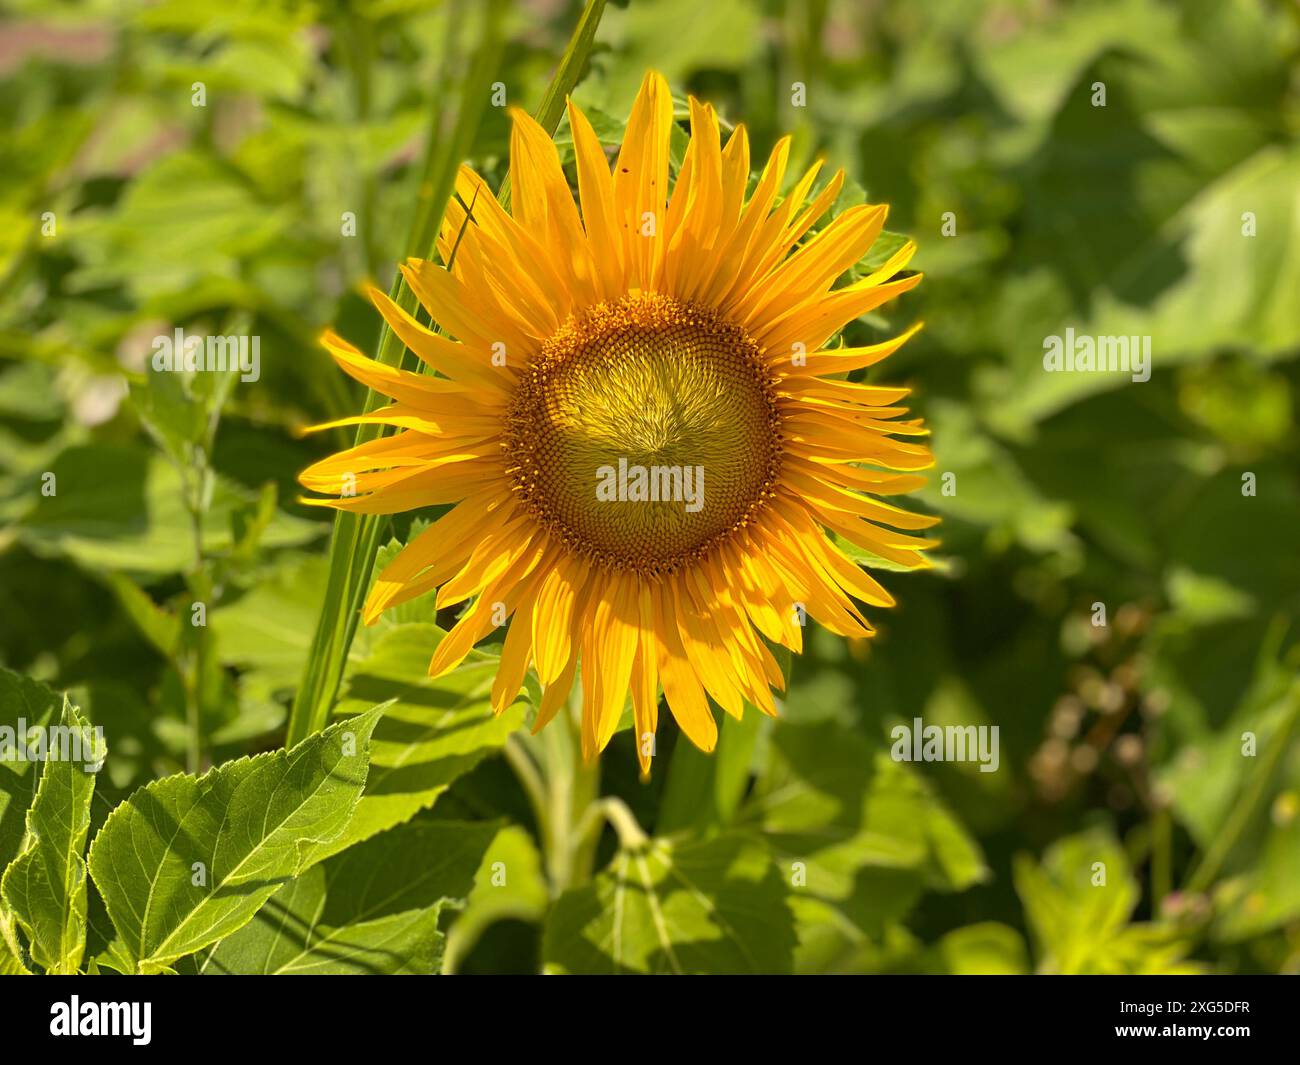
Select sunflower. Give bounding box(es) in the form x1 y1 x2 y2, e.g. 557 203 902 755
299 71 937 773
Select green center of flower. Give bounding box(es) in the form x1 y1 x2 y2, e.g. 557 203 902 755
506 293 782 574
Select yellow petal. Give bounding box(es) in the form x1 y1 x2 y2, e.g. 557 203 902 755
368 286 513 393
531 553 587 684
653 582 717 752
612 70 673 290
566 97 626 299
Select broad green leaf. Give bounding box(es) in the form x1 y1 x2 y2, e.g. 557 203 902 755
16 444 321 576
657 708 765 835
921 400 1077 556
927 922 1030 976
974 0 1178 125
1 695 104 974
87 705 384 973
742 721 986 938
66 150 293 301
0 670 69 974
985 0 1297 430
1212 801 1300 943
783 899 920 975
197 820 499 975
0 669 61 873
1002 146 1300 428
577 0 762 116
1013 829 1200 974
543 833 795 975
211 554 329 693
315 624 526 860
443 824 548 974
1083 145 1300 362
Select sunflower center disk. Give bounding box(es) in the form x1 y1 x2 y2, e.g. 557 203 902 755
506 294 782 574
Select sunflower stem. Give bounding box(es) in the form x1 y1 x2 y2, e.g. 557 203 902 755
287 0 610 749
286 0 507 748
497 0 608 212
502 700 603 898
540 705 603 894
592 797 649 851
503 733 549 831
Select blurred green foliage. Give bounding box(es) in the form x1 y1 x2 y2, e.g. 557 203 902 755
1 0 1298 974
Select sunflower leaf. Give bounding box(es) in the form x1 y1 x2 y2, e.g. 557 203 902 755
543 832 795 974
742 721 986 946
0 669 65 974
0 669 63 876
192 819 500 975
442 823 549 973
1013 829 1201 975
86 704 384 973
1 691 103 974
312 623 527 862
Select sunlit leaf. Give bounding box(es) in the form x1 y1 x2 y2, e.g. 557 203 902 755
87 705 384 972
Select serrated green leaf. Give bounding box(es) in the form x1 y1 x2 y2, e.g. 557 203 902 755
197 819 498 975
87 704 384 972
315 623 526 860
1 674 88 976
1 695 104 974
0 669 61 874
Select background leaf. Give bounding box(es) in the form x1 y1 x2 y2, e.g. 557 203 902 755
543 832 796 975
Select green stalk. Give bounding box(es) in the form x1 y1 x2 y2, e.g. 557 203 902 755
1183 680 1300 895
542 706 603 893
287 0 506 746
288 0 609 746
497 0 608 212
